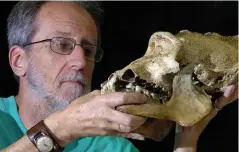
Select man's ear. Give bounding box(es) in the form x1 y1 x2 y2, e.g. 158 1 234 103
9 46 28 77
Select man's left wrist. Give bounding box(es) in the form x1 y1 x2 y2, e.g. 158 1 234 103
27 120 64 152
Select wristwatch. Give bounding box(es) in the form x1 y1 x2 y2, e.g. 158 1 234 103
27 120 64 152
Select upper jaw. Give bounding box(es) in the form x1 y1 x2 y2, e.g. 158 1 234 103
101 69 172 104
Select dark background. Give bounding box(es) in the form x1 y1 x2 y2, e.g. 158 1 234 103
0 1 238 152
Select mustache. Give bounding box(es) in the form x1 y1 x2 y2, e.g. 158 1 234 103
59 72 87 86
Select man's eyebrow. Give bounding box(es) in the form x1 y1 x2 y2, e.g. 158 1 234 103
52 30 71 36
81 37 97 46
51 30 97 45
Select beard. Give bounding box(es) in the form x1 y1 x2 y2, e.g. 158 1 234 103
26 57 91 114
45 74 91 112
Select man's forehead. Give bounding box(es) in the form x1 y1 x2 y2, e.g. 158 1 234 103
34 2 98 44
38 2 96 26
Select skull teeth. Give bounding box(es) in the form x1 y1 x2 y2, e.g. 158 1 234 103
135 85 142 92
150 93 156 98
105 74 171 104
144 90 150 96
126 83 134 89
124 83 169 104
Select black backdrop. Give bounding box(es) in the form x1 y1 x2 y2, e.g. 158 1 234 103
0 1 238 152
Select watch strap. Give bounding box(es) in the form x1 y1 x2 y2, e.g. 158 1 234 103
27 120 64 152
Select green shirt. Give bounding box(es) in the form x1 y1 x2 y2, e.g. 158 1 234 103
0 96 139 152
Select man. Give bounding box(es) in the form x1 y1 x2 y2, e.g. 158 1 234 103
0 1 237 152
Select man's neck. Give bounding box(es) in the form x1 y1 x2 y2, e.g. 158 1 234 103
16 82 52 130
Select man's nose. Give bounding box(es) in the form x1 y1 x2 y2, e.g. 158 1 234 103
67 45 86 70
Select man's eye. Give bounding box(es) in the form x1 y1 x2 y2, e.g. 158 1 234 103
59 43 70 49
83 46 96 57
57 41 73 53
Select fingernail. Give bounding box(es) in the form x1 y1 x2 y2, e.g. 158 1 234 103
224 85 236 98
138 137 145 141
136 136 145 141
133 134 145 140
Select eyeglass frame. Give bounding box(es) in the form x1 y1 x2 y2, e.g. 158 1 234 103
22 37 104 63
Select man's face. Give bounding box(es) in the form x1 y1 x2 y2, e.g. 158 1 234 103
25 2 97 110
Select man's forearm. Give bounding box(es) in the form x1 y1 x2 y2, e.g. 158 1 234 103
1 136 37 152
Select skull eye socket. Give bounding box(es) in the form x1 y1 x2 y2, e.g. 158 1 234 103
122 69 136 82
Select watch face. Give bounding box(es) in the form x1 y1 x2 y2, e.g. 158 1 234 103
36 135 54 152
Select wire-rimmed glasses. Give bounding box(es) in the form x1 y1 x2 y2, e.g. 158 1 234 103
23 37 104 62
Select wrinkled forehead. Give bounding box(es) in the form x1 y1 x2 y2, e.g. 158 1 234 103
33 2 97 43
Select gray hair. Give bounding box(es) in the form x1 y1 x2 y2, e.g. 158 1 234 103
7 1 104 82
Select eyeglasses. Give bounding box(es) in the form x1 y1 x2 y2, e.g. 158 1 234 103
23 37 104 62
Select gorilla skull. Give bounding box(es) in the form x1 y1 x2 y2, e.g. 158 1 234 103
101 30 238 132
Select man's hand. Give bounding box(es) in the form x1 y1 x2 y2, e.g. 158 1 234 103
174 84 238 152
45 90 147 147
